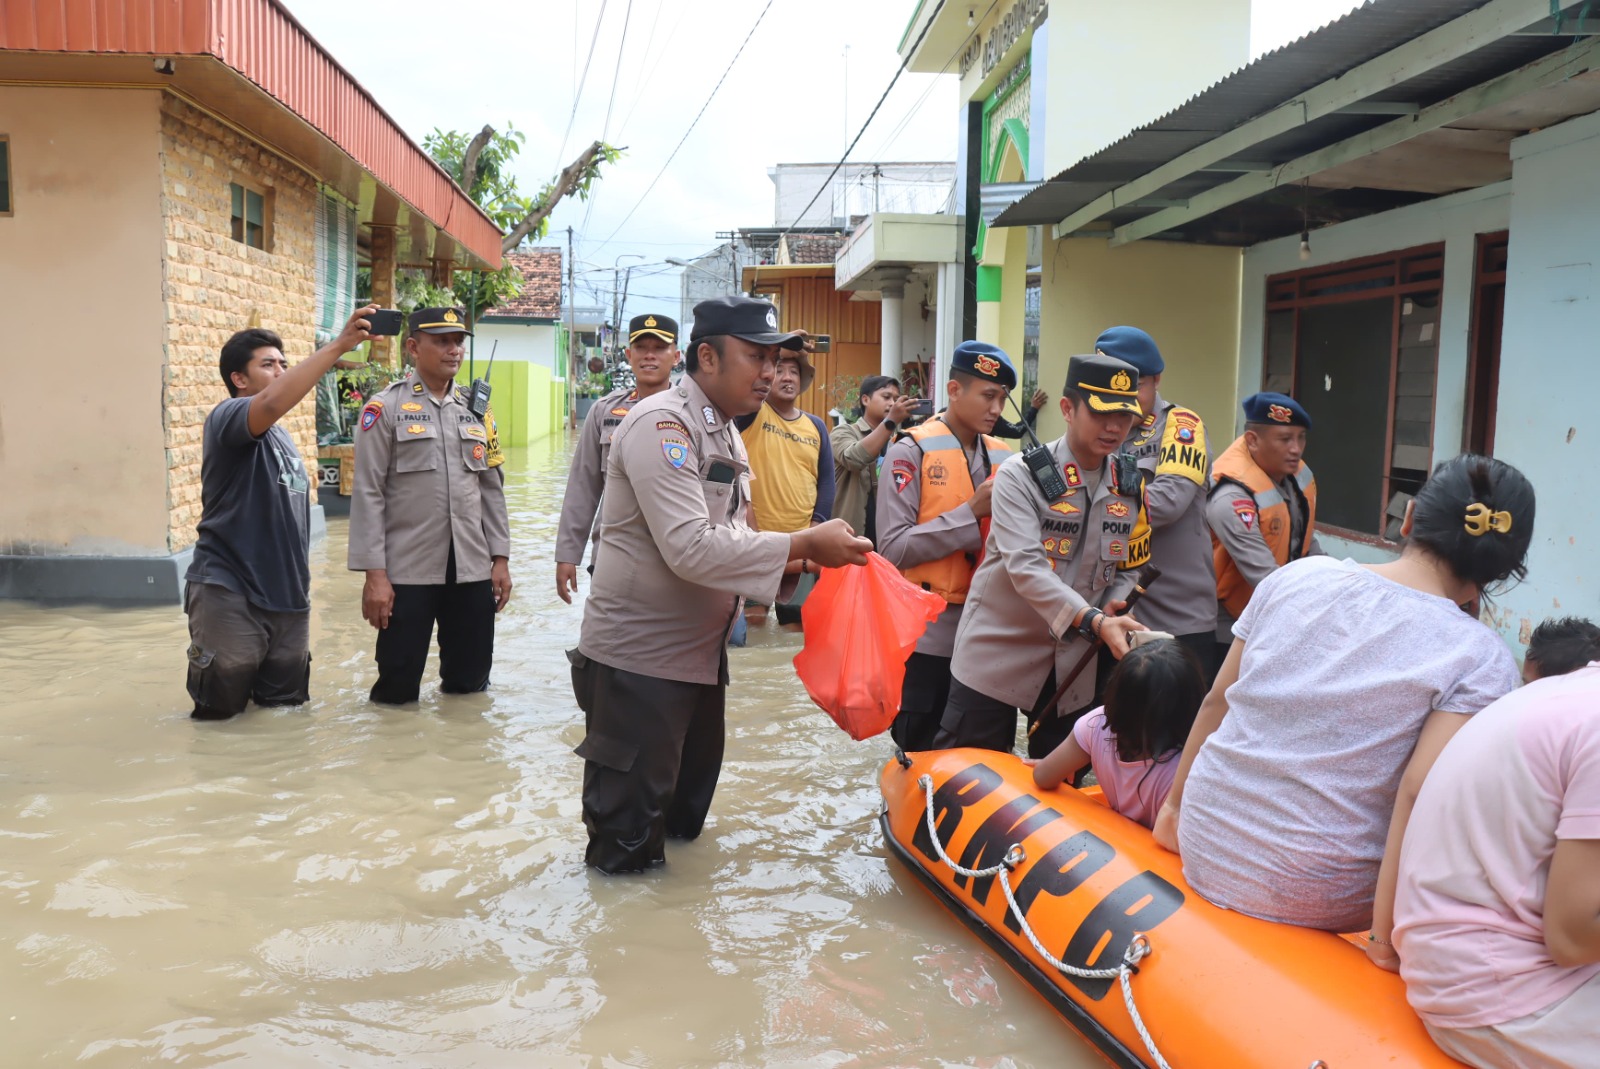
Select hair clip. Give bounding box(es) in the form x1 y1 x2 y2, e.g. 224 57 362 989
1464 502 1513 536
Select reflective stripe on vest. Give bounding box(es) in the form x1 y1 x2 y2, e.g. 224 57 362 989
900 418 1013 605
1209 435 1317 620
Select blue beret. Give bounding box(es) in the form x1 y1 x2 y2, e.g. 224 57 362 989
1242 392 1311 429
1094 325 1164 376
950 340 1017 389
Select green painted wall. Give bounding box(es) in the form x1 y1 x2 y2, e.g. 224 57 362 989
455 360 560 451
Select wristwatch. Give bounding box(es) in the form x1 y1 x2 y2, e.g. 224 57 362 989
1076 608 1103 642
882 419 899 432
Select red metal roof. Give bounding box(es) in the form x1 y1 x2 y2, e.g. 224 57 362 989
1 0 502 268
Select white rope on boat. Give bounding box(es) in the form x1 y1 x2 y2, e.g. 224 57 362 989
916 774 1174 1069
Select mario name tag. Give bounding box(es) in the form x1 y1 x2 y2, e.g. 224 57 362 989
662 439 690 468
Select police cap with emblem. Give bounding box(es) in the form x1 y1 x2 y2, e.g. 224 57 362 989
1094 325 1164 376
1067 353 1143 415
1242 391 1312 429
408 306 473 336
629 312 678 344
688 296 806 349
950 340 1018 390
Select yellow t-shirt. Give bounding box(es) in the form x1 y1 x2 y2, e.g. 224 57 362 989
740 401 825 534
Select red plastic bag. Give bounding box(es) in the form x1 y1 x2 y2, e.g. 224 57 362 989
793 552 947 740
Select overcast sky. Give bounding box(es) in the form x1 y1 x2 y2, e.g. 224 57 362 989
287 0 1364 317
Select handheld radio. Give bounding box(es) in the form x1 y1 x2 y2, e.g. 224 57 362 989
468 341 497 421
1008 395 1068 502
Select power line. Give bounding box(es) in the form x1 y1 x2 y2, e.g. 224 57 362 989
769 0 952 251
592 0 777 250
864 1 997 160
579 0 636 240
556 0 609 166
599 0 635 144
617 0 683 138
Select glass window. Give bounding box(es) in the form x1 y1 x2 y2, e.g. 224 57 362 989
0 138 12 215
1264 247 1443 538
229 181 267 249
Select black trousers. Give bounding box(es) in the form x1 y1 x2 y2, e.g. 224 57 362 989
569 651 727 874
890 652 953 753
371 546 495 705
935 647 1115 759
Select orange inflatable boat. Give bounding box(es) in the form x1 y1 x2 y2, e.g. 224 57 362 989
880 748 1463 1069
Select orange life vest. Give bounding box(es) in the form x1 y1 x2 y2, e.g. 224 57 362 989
1210 434 1318 620
901 418 1013 604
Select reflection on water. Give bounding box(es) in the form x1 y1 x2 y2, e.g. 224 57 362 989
0 434 1098 1067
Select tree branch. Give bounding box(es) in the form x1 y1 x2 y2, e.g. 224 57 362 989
459 124 495 194
500 140 608 253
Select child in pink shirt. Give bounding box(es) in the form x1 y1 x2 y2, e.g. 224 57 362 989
1394 661 1600 1068
1031 640 1204 829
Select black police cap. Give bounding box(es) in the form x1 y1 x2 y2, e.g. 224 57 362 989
408 306 473 335
629 313 678 343
688 296 805 349
1067 353 1142 415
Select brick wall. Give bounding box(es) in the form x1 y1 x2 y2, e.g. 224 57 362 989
159 95 320 551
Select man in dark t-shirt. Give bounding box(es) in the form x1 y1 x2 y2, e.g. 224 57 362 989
183 306 375 720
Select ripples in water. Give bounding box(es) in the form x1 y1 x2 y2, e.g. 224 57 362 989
0 434 1093 1067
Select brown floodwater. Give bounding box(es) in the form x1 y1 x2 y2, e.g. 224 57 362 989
0 433 1101 1068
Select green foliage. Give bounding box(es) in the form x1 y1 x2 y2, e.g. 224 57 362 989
417 123 620 322
425 124 534 237
338 360 402 407
831 374 863 419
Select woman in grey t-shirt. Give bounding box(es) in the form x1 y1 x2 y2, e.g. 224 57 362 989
1154 455 1534 963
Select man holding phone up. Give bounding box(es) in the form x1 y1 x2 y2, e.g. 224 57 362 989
874 340 1016 752
349 307 513 705
183 305 376 720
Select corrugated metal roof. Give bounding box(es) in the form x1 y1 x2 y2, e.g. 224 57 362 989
996 0 1586 239
0 0 502 267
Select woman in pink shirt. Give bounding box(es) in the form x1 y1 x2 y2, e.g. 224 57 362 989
1030 640 1204 829
1393 663 1600 1068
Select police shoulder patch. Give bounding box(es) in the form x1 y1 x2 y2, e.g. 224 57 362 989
359 402 383 431
662 438 690 468
891 458 916 494
656 418 690 436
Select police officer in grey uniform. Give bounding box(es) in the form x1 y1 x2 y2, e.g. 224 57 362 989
875 340 1017 752
1206 391 1322 660
1095 326 1218 679
348 307 513 704
554 313 679 603
571 296 872 874
936 354 1153 758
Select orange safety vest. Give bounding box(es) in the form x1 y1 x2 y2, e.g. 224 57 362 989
1210 434 1318 620
901 418 1013 604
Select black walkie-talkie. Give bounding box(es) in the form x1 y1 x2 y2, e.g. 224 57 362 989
468 340 496 420
1024 445 1068 501
1007 395 1068 502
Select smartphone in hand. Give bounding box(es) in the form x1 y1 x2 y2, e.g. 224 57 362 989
367 309 404 335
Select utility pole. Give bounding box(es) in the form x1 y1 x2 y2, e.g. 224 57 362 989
610 267 622 366
566 225 576 428
619 265 636 346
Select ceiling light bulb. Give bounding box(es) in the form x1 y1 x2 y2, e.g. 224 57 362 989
1298 230 1312 262
968 10 976 27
